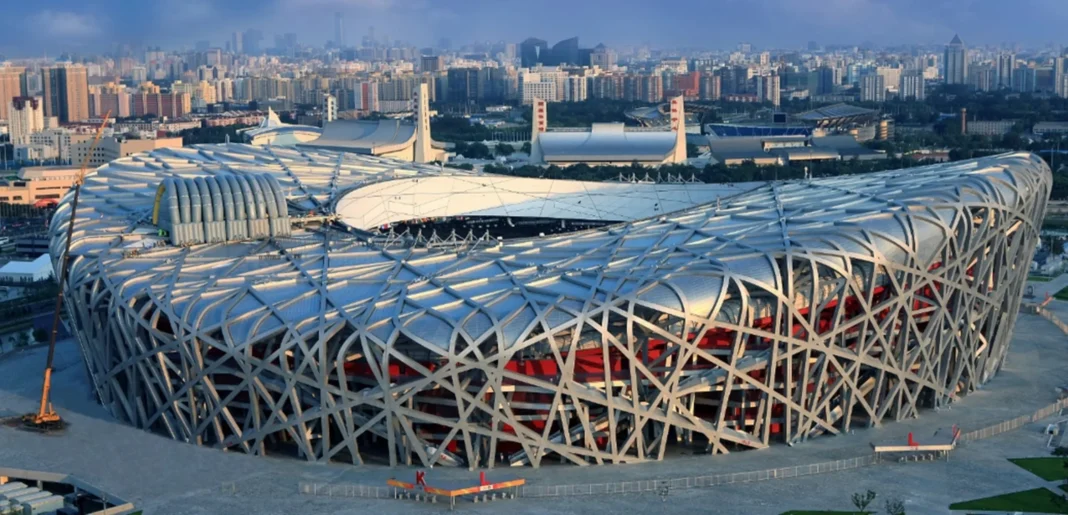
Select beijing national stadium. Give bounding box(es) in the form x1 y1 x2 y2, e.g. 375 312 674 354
50 145 1050 468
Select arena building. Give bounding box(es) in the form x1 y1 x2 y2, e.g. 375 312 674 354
529 96 688 167
297 84 447 163
52 147 1050 469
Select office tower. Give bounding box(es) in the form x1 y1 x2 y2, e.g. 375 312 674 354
860 74 886 102
448 68 482 104
900 72 925 101
334 12 345 47
550 37 579 66
41 65 90 123
943 34 967 85
504 43 517 62
231 32 244 54
420 55 444 73
9 97 44 145
245 29 263 55
997 53 1015 89
520 38 550 68
0 66 25 120
759 52 770 67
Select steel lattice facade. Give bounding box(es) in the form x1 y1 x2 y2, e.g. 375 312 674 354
51 146 1050 468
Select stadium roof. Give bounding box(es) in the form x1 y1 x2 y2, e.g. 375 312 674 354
298 119 417 154
336 176 756 229
795 104 879 128
537 124 679 162
705 123 813 138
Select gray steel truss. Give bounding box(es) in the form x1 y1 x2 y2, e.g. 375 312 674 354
50 146 1051 468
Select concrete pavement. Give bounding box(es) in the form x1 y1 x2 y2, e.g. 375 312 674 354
1 308 1067 514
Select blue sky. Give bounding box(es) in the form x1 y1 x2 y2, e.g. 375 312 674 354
1 0 1066 57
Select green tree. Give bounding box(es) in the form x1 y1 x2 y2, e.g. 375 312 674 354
884 497 905 515
521 142 532 154
852 490 877 513
686 143 700 158
495 143 515 157
32 328 48 344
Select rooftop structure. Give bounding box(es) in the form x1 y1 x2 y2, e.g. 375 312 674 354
530 96 688 166
298 84 446 163
238 107 322 146
52 146 1050 470
794 103 879 129
707 135 886 165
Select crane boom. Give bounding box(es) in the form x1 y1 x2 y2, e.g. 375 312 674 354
29 111 112 429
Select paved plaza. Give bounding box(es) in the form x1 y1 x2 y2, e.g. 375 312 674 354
1 302 1066 514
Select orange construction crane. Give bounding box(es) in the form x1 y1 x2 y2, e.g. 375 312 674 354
23 111 112 431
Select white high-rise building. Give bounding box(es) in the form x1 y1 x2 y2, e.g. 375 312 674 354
564 76 587 102
860 74 886 102
900 73 926 101
9 97 45 146
997 53 1015 90
520 70 563 104
322 93 337 123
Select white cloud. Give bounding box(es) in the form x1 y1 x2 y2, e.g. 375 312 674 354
29 10 101 38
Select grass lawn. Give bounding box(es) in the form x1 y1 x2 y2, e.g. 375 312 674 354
1012 457 1068 481
949 487 1068 513
1030 275 1055 282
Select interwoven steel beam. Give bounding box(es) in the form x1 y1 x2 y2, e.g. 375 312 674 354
50 146 1051 468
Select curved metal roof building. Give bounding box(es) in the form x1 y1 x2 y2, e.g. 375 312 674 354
51 146 1050 468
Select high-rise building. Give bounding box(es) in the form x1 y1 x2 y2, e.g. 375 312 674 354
860 74 886 102
520 38 550 68
334 12 345 47
640 74 663 103
1013 66 1037 93
564 76 587 102
447 68 482 103
550 37 580 66
589 44 616 69
231 32 244 54
757 73 780 107
900 72 926 101
322 93 337 123
41 65 90 123
943 34 967 85
9 97 44 145
420 55 444 73
997 53 1016 90
1056 54 1068 97
519 71 557 105
0 66 26 120
89 82 131 118
968 65 997 92
699 73 721 101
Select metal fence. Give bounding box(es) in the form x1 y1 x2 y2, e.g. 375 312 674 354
1035 306 1068 335
959 398 1068 443
297 399 1068 501
517 455 879 498
299 482 394 499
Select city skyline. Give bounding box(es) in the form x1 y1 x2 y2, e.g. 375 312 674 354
4 0 1068 57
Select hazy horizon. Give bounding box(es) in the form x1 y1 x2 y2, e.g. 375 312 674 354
1 0 1067 57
